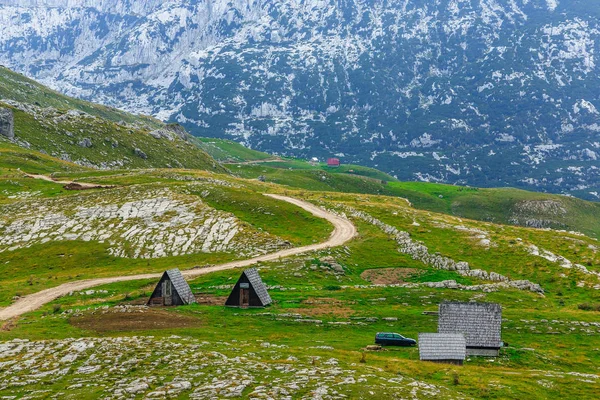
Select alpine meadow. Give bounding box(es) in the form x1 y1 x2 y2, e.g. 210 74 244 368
0 1 599 400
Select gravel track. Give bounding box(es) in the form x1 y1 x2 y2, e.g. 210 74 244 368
0 194 356 320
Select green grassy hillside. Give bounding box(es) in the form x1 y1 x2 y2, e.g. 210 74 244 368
232 162 600 238
0 67 225 172
1 166 599 399
233 158 396 180
387 182 600 237
0 66 159 127
0 140 83 175
195 137 272 162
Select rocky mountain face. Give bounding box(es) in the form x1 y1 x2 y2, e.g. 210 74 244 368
0 0 599 199
0 107 14 139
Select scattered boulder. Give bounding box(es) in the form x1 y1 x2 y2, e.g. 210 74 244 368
78 138 93 148
0 107 15 139
149 129 175 141
320 256 345 275
165 123 189 141
104 137 119 148
424 280 460 289
149 124 189 142
349 208 545 294
124 380 149 394
295 319 322 324
509 280 544 294
67 109 87 117
134 148 148 159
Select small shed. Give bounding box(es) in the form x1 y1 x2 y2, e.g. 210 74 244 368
438 301 502 356
147 269 196 306
327 158 340 167
225 268 272 308
418 333 466 365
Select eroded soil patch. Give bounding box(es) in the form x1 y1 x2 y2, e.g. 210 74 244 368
288 297 355 318
360 268 422 285
70 308 201 332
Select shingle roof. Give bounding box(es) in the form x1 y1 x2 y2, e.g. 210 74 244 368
438 302 502 348
165 268 196 305
243 268 272 306
419 333 466 361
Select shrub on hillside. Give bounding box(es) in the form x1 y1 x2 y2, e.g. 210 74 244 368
577 303 600 312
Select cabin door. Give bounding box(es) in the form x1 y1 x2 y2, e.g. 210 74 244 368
239 289 250 308
239 282 250 307
163 280 172 306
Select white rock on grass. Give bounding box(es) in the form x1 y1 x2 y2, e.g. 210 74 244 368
0 336 451 399
0 187 286 259
345 207 544 294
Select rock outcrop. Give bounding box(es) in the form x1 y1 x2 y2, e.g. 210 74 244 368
165 123 189 141
78 138 92 148
320 256 345 275
0 107 14 139
0 186 286 259
134 148 147 159
149 124 189 142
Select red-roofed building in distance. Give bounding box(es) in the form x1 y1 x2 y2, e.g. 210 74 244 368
327 158 340 167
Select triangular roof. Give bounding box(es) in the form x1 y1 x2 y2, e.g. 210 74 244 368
438 301 501 348
164 268 196 305
243 268 272 306
418 333 466 361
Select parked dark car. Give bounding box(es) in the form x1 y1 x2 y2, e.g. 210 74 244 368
375 332 417 346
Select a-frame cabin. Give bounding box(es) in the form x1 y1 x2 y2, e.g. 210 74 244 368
147 269 196 306
225 268 272 308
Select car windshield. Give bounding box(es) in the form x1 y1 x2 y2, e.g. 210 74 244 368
394 334 404 339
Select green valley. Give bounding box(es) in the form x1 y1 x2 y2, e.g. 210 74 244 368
0 67 599 400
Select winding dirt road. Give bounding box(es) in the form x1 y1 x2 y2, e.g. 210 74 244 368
0 194 356 320
23 173 114 189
